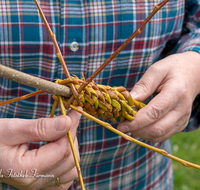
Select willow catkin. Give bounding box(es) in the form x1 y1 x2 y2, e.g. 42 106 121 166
53 77 145 122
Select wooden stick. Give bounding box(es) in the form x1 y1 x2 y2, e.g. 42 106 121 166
0 64 72 97
34 0 79 98
0 77 80 108
58 96 85 190
70 105 200 170
64 0 170 108
0 74 79 107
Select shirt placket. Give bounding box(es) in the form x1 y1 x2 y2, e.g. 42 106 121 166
59 0 87 80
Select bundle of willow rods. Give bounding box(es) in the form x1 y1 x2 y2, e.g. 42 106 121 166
53 77 146 123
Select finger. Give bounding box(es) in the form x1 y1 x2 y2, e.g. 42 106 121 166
0 115 72 145
130 62 167 101
57 167 78 185
20 134 79 186
25 107 81 173
21 134 74 172
0 134 75 189
39 137 80 182
144 121 188 143
128 108 189 142
45 167 78 188
44 181 73 190
36 138 79 189
118 86 179 132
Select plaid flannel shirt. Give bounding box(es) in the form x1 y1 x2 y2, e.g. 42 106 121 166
0 0 200 189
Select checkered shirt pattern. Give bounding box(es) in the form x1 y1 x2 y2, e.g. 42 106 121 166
0 0 200 189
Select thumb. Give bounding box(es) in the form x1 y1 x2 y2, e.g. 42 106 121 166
0 116 72 145
130 65 166 101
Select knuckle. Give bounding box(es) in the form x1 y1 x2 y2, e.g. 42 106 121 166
34 118 47 140
184 100 192 113
149 63 160 72
181 121 189 131
185 107 192 118
176 84 188 100
147 105 163 122
132 117 141 130
135 80 149 94
72 167 79 180
150 126 165 138
74 173 78 180
61 143 72 159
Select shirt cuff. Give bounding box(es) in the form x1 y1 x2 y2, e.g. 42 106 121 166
174 32 200 54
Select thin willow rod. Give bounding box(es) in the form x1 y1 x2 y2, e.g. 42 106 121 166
34 0 79 98
64 0 170 108
70 105 200 170
0 90 45 107
58 96 85 190
46 100 58 144
50 100 58 118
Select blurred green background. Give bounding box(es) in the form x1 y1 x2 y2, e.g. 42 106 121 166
170 127 200 190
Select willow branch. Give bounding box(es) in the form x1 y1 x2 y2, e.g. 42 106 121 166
0 64 72 97
58 97 85 190
34 0 79 98
64 0 170 108
70 105 200 170
85 0 170 83
0 90 45 107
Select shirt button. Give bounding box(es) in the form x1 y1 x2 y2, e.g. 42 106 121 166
70 41 79 52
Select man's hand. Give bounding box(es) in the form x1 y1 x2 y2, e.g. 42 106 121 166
0 109 82 189
118 51 200 143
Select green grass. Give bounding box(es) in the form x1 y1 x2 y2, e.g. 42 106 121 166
170 127 200 190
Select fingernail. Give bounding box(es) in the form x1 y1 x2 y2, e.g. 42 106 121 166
54 117 67 131
130 91 138 99
118 125 129 132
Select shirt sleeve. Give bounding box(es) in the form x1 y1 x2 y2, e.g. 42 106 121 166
174 0 200 53
173 0 200 131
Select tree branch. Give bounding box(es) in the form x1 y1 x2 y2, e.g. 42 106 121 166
0 64 72 97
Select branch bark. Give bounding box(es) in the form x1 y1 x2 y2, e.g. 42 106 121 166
0 64 72 97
